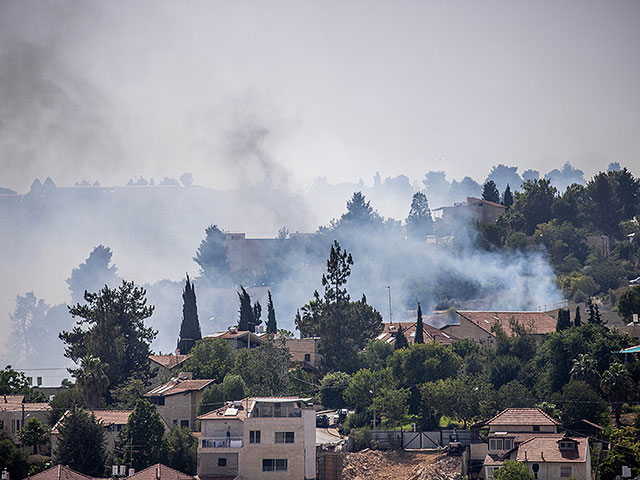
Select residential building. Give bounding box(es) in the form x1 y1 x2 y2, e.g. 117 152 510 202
197 397 316 480
432 197 507 225
441 311 557 344
149 353 189 379
468 408 591 480
205 329 264 350
144 374 214 430
0 394 51 448
376 321 458 346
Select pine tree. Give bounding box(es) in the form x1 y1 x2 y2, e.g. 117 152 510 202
574 306 582 327
414 303 424 344
502 184 514 208
394 325 409 349
406 192 434 240
178 275 201 354
55 408 106 477
556 308 571 331
482 180 500 203
238 286 253 331
266 291 277 334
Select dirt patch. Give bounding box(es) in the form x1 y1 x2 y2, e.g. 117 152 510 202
342 450 462 480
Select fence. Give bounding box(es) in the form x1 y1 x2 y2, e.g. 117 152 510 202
368 429 471 450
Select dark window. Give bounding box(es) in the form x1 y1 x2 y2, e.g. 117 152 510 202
150 396 165 406
180 420 189 428
275 432 295 443
304 353 311 362
532 425 540 432
250 430 261 444
274 403 282 417
263 459 287 472
218 458 227 467
0 420 4 430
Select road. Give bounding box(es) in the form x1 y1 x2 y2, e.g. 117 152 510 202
316 427 343 445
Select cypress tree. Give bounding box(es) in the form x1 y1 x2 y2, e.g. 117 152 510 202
574 306 582 327
415 302 424 344
502 184 514 208
177 275 201 354
238 286 253 331
250 301 262 333
556 308 571 331
587 298 597 324
266 291 277 334
394 325 409 349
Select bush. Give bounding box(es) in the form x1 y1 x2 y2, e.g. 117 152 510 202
344 410 371 434
350 428 372 452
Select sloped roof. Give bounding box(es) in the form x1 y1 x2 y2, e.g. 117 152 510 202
26 464 106 480
0 394 25 411
205 330 264 343
377 321 458 346
456 311 557 336
144 378 214 397
149 354 189 369
91 409 132 426
486 408 560 427
618 344 640 354
128 464 194 480
516 435 587 463
0 396 51 413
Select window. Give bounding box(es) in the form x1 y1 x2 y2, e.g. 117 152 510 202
250 430 261 444
275 432 295 443
262 459 288 472
173 420 178 426
486 467 499 479
559 441 576 450
150 396 165 406
180 420 189 428
274 403 282 417
560 466 572 478
504 439 513 450
489 439 502 451
217 458 227 467
0 420 4 430
532 425 540 432
304 353 311 362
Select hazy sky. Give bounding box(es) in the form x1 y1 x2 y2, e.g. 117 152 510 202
1 0 639 193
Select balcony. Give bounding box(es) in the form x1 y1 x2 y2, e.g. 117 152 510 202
200 437 243 448
250 405 302 418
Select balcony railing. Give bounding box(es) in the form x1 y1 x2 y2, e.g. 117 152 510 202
250 406 302 418
200 437 243 448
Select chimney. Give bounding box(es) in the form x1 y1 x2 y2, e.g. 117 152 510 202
633 313 638 324
128 468 135 477
155 465 160 480
112 466 118 476
119 466 127 476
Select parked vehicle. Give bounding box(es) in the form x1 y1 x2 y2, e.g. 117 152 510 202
316 414 329 428
333 409 349 425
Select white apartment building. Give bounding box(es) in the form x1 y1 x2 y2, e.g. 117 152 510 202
197 397 316 480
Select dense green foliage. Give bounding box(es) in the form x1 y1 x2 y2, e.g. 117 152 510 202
177 275 201 354
18 418 50 455
0 439 29 480
116 400 167 471
493 460 535 480
54 408 106 477
166 427 197 475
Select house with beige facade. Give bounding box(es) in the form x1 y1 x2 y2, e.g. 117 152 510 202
0 394 51 450
468 408 591 480
197 397 316 480
441 311 557 344
145 374 214 431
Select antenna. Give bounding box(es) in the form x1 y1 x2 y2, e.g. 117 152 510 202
386 286 393 325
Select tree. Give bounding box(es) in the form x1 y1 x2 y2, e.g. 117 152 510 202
514 179 557 235
322 240 353 306
601 363 633 426
493 460 534 480
502 184 514 208
574 306 582 327
177 275 201 354
555 308 571 332
618 285 640 321
569 353 600 389
66 245 119 304
598 426 640 480
343 369 376 412
198 383 224 415
495 381 534 411
609 167 640 220
60 281 157 398
586 297 604 325
372 387 409 429
221 374 247 401
585 172 623 237
72 355 109 410
414 303 425 344
18 418 50 455
237 286 262 333
319 372 351 409
194 225 230 285
390 343 462 387
118 399 167 471
406 192 433 240
551 381 607 426
179 172 193 187
0 439 29 480
394 325 408 349
55 408 106 477
183 338 235 380
339 191 382 229
358 340 394 371
233 339 290 396
482 180 500 203
266 291 277 333
48 388 85 426
0 365 31 395
166 427 197 476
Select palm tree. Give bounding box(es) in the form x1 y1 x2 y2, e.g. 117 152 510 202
601 363 632 426
18 418 50 454
73 355 110 409
570 353 600 388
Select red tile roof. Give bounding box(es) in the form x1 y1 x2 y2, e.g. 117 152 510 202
145 378 214 397
26 465 105 480
128 464 194 480
486 408 560 427
378 321 459 345
149 354 189 369
457 311 557 336
0 396 51 413
52 409 133 434
516 435 587 463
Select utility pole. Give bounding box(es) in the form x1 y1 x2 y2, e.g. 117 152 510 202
370 384 376 430
386 286 393 325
